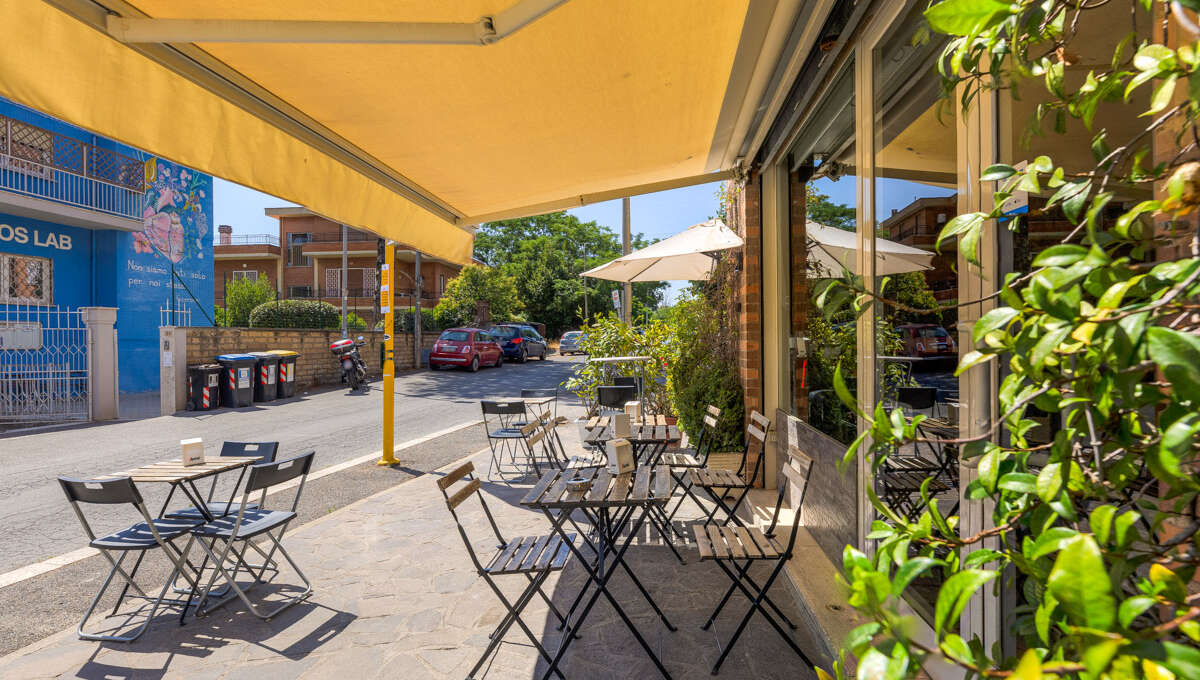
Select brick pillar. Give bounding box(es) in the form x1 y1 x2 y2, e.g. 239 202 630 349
735 171 764 428
788 170 809 419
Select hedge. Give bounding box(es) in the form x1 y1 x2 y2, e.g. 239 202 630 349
249 299 340 329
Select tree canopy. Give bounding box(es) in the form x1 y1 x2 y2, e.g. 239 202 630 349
432 264 523 328
473 212 667 336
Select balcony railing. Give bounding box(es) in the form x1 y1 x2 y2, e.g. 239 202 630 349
218 234 280 247
307 231 376 243
0 114 146 222
285 287 440 301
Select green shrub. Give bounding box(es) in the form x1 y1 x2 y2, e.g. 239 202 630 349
666 286 744 451
342 312 368 331
249 299 340 329
562 313 675 416
221 277 277 327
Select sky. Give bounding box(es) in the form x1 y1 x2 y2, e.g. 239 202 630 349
213 178 725 304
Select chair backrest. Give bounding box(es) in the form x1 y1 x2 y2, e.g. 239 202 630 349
896 386 937 411
481 400 525 416
246 451 315 495
690 405 722 462
58 476 142 505
768 445 815 556
613 376 640 388
220 441 279 463
597 385 638 409
437 462 505 571
740 410 771 484
521 388 556 398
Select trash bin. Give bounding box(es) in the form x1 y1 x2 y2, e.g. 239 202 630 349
216 354 256 408
267 350 300 398
186 364 223 411
248 352 280 402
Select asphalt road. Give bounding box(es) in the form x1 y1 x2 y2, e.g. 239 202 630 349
0 353 582 574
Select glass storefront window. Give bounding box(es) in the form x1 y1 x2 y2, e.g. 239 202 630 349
871 3 957 622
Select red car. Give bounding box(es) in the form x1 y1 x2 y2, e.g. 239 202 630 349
429 328 504 372
896 323 957 359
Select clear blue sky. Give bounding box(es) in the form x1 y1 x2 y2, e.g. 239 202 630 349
213 178 724 303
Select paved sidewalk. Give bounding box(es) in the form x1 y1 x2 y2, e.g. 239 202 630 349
0 421 824 679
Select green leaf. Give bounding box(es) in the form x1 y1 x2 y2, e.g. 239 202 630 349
973 307 1020 344
1090 505 1117 546
936 212 986 253
1047 535 1116 630
998 472 1038 494
1146 74 1179 116
892 557 941 596
1150 413 1200 485
1030 526 1079 560
1031 325 1071 368
954 349 996 376
1128 641 1200 679
1118 595 1157 628
1033 244 1089 268
833 363 864 418
978 444 1001 493
1148 327 1200 403
935 569 997 634
923 0 1012 36
981 163 1017 181
1149 563 1189 603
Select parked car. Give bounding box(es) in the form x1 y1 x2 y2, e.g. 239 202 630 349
896 323 957 359
491 324 548 362
429 328 504 372
559 330 584 355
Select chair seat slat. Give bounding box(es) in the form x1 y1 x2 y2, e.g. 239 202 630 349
521 472 560 505
631 467 652 501
706 525 728 558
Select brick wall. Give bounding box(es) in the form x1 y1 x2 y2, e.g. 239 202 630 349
730 171 764 486
789 170 809 419
183 327 437 388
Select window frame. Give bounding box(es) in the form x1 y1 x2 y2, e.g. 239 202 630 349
0 251 53 305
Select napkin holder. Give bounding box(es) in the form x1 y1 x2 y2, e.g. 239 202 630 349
181 438 205 467
607 438 635 475
624 401 642 421
613 412 631 438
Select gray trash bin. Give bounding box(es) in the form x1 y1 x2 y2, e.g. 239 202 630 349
216 354 256 407
248 351 280 402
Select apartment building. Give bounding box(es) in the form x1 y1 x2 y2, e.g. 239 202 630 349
214 207 470 323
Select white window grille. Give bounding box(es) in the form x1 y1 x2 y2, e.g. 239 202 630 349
0 252 53 305
231 269 259 282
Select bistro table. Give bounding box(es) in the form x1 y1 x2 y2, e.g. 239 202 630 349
521 465 677 680
506 395 555 424
106 456 262 521
576 415 685 562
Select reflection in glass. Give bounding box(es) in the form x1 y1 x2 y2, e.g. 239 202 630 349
871 5 958 621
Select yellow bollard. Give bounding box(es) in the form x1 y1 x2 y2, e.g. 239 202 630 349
378 241 397 465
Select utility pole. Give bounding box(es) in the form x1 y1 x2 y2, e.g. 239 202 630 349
413 250 423 367
622 196 632 324
340 223 348 337
378 241 396 465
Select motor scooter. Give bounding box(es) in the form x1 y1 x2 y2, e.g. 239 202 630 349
330 336 368 391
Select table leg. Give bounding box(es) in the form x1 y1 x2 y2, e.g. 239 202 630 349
538 505 674 680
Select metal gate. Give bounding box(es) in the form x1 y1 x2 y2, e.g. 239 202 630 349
0 304 89 424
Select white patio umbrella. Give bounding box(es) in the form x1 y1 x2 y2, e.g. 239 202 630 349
806 221 933 276
580 218 743 282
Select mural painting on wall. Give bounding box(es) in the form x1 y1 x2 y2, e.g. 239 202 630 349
135 156 210 264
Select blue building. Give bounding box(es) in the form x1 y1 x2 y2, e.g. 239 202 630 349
0 98 213 423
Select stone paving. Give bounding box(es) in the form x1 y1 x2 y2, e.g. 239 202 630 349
0 423 825 679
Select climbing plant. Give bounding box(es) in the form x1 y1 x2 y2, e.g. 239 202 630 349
817 1 1200 678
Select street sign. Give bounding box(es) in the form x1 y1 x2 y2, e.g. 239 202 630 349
611 289 620 310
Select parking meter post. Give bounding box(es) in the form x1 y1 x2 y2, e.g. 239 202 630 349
379 241 397 465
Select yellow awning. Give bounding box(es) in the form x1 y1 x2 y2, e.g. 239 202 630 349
4 0 766 264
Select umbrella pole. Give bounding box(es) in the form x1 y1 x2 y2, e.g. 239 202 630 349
622 197 632 324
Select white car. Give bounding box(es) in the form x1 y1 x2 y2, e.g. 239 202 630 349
558 331 584 355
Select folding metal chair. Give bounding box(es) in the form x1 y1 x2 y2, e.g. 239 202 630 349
662 405 721 528
58 476 203 642
437 462 578 680
189 451 315 620
693 444 816 674
482 400 529 479
684 410 771 527
166 441 279 520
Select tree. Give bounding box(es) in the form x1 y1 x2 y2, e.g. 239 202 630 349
818 2 1200 679
474 212 667 336
220 276 276 327
431 265 523 328
807 185 856 231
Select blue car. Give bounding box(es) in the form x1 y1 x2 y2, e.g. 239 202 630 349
491 324 548 362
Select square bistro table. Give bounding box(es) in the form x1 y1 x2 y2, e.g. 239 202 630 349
521 466 678 680
107 456 263 521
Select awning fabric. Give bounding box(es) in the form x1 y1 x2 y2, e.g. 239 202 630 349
580 218 743 282
807 222 934 276
2 0 752 265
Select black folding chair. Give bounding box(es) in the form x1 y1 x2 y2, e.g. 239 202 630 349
189 451 315 620
58 476 203 642
166 441 279 520
662 405 721 528
896 386 939 418
693 444 817 674
684 410 771 527
482 400 529 479
595 385 637 414
437 462 578 680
